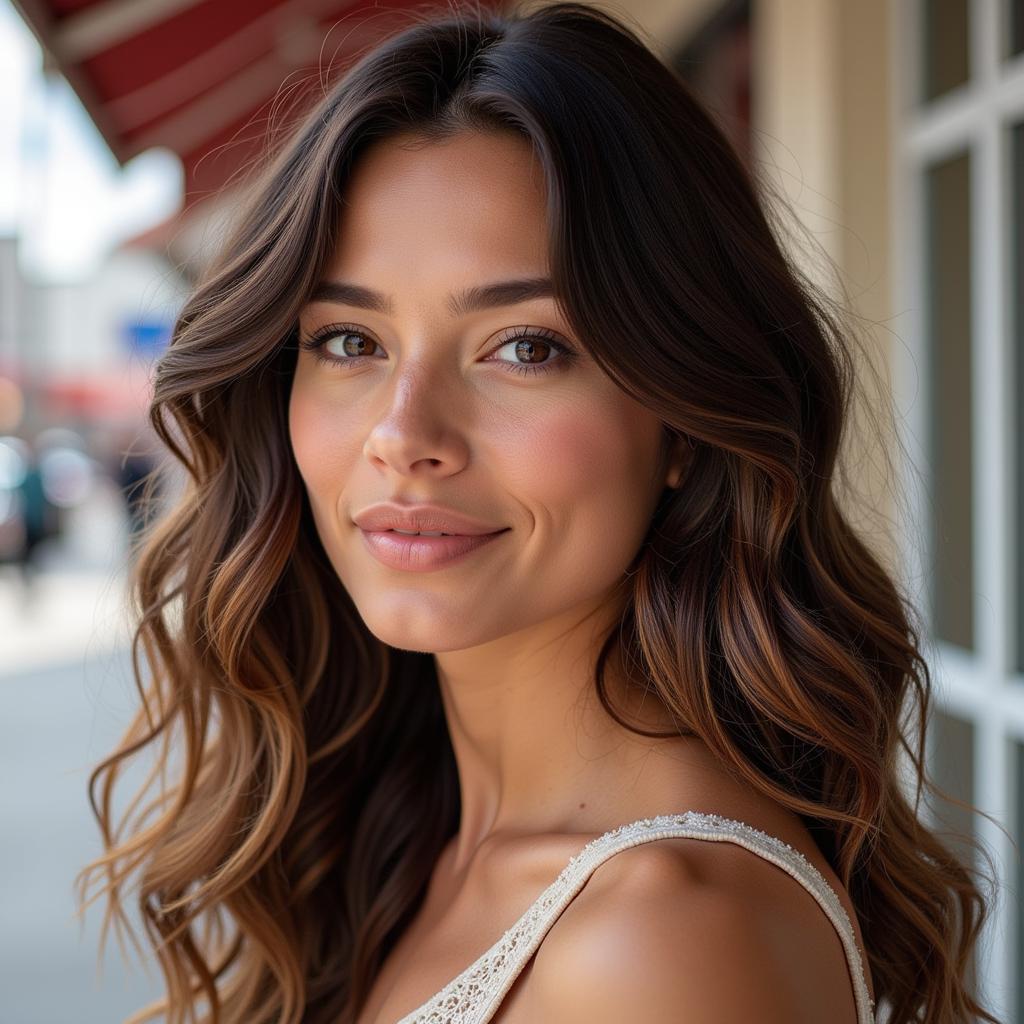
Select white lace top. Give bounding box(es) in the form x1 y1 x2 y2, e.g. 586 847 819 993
393 810 876 1024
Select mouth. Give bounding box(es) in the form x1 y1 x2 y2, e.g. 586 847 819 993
386 529 460 537
358 527 510 571
377 527 508 537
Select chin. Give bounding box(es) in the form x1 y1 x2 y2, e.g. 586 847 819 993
353 600 489 655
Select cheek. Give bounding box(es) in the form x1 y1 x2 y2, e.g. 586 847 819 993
497 395 662 554
288 381 359 513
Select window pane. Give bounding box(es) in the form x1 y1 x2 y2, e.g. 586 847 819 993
927 709 979 994
924 151 974 651
1011 0 1024 57
922 0 969 101
1014 122 1024 673
928 709 976 853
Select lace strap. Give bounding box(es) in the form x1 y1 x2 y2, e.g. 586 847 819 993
396 810 876 1024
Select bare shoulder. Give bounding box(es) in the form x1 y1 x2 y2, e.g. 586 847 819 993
527 835 861 1024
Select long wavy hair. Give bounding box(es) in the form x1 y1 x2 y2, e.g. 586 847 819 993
75 3 1005 1022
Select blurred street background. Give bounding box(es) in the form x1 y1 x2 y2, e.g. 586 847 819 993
0 0 1022 1021
1 0 183 1016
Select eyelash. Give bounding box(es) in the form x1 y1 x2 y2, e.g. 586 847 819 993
297 323 577 377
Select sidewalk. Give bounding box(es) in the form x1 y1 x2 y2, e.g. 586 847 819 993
0 478 165 1022
0 565 133 678
0 476 134 679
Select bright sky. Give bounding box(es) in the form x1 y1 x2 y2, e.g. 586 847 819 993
0 0 182 283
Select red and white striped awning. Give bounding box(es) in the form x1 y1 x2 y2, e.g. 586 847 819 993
12 0 504 210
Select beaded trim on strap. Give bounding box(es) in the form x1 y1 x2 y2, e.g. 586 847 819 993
394 810 876 1024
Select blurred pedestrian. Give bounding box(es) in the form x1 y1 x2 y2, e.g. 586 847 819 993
107 424 164 557
13 434 60 600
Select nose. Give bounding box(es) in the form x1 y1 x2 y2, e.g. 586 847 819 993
362 362 470 478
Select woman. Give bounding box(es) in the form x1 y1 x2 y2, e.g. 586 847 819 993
76 4 1001 1023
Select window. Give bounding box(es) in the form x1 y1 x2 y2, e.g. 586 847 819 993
895 0 1024 1016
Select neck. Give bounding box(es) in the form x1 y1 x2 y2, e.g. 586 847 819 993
432 586 719 872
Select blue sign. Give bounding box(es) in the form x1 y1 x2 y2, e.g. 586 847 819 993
123 319 171 356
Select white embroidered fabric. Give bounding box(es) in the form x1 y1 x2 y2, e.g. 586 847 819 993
393 810 876 1024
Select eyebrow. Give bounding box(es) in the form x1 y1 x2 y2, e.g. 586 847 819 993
305 276 555 318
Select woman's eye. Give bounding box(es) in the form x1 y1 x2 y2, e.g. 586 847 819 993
298 324 577 377
299 326 386 366
488 330 576 376
324 331 383 359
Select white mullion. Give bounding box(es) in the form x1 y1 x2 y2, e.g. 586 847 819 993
1006 60 1024 707
905 89 984 159
1008 731 1023 1024
889 0 932 861
975 706 1013 1020
937 642 990 690
972 0 1004 686
892 0 932 652
1000 17 1024 1015
972 0 1012 1016
996 55 1024 107
940 664 1024 739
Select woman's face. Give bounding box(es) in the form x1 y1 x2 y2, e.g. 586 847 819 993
289 130 682 653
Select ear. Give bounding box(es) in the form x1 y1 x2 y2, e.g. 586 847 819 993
663 431 691 489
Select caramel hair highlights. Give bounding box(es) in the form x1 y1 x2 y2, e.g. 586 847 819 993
76 4 1003 1021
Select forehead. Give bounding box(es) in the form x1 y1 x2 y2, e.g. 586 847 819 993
327 131 551 279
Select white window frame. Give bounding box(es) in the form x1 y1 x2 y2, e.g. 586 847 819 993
891 0 1024 1019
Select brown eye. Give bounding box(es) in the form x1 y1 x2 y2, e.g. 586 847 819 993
327 332 381 358
515 339 552 363
488 327 577 376
492 337 556 366
298 324 386 368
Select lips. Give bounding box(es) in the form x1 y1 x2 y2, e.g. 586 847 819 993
352 502 507 537
352 501 510 572
358 526 507 571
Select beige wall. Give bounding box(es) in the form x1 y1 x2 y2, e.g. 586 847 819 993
570 0 900 570
754 0 898 570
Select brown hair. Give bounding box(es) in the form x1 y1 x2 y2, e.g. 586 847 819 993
76 3 1005 1022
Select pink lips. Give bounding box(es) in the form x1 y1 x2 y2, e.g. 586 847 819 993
359 528 507 571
